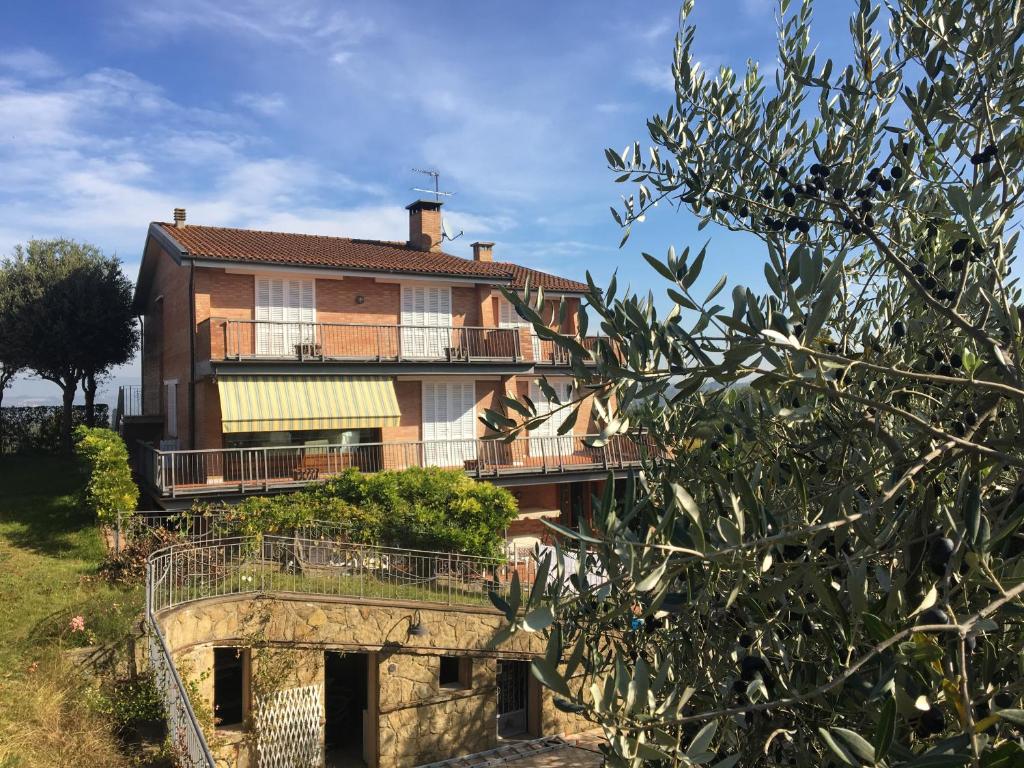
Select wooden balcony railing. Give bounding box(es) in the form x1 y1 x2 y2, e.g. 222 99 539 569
200 318 602 366
136 434 651 498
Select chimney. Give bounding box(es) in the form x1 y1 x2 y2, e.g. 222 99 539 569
471 241 494 262
173 208 187 228
406 200 443 252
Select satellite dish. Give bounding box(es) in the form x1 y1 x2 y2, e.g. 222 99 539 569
441 217 463 242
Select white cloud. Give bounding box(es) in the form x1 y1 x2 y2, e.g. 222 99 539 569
234 92 287 116
0 47 62 79
119 0 375 62
632 60 675 92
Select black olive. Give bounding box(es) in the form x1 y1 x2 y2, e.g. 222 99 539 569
927 537 954 575
879 177 893 192
719 199 731 212
920 706 945 735
964 410 977 426
856 187 871 199
739 633 754 647
859 200 873 213
949 352 962 368
786 216 799 231
924 276 937 290
920 607 949 625
891 166 903 179
801 616 814 636
950 258 964 271
939 364 952 376
867 168 881 183
740 655 766 680
863 214 874 227
783 191 796 206
778 166 789 178
761 186 773 200
793 323 804 337
817 462 828 475
709 440 720 450
952 238 969 253
972 242 984 256
912 263 926 276
952 420 966 436
984 143 997 157
971 152 986 164
893 320 906 339
850 221 862 234
723 422 734 435
994 692 1014 708
797 219 810 234
732 679 747 693
740 205 749 217
933 349 946 362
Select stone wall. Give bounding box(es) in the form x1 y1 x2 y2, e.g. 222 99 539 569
160 594 589 768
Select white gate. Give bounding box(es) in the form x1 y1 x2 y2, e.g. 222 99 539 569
254 684 323 768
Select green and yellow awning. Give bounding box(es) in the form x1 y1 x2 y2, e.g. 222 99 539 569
216 375 400 433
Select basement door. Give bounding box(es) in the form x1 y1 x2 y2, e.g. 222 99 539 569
497 660 530 737
400 285 452 359
422 381 476 467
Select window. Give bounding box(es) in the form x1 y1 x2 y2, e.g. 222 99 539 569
400 285 452 358
163 380 177 438
254 276 315 356
439 656 471 689
498 296 541 359
422 381 477 466
213 647 249 728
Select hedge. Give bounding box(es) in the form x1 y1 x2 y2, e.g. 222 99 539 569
1 405 109 455
193 467 518 559
74 426 138 523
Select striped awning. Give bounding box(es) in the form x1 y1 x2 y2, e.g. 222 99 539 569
216 375 401 433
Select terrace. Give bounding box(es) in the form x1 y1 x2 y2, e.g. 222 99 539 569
198 318 602 367
135 433 650 498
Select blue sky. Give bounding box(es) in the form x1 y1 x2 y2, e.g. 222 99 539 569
0 0 853 407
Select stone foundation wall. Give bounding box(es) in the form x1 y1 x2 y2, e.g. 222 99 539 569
159 594 590 768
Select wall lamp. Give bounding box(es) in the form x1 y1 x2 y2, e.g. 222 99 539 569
407 610 429 638
355 294 366 304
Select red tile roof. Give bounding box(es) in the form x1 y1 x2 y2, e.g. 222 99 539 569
153 222 588 293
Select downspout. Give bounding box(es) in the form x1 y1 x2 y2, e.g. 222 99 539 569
189 260 197 449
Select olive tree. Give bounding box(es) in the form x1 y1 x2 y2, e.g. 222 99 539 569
486 1 1024 766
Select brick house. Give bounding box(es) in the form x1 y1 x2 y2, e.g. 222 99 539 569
123 200 642 541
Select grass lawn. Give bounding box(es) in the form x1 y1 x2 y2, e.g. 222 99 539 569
0 454 147 768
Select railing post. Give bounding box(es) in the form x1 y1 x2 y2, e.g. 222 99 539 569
169 454 177 498
263 448 270 491
447 551 453 606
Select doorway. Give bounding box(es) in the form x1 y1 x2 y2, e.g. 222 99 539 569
497 660 530 737
325 652 369 767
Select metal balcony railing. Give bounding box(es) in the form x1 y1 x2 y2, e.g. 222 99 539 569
135 434 651 498
114 384 144 430
200 318 603 367
209 319 524 363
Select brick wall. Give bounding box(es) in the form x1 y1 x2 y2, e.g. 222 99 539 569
140 240 192 443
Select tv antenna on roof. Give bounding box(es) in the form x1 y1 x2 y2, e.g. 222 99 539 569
412 168 455 203
412 168 462 243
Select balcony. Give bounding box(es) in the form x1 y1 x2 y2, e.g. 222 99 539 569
200 318 600 367
135 434 650 498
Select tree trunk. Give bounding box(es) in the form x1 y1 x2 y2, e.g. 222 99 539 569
84 373 97 427
60 379 76 454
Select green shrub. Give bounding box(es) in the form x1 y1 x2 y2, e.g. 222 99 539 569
194 467 517 558
73 426 138 523
315 466 518 558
